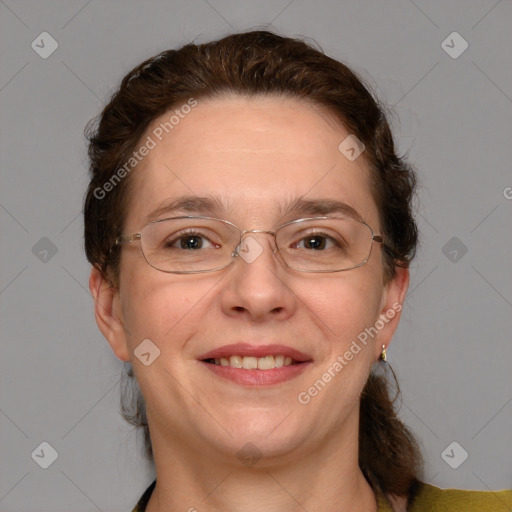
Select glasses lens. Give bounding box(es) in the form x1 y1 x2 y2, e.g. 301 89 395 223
276 218 374 272
141 217 238 273
138 216 375 273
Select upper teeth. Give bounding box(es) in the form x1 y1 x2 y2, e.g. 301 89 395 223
213 355 294 370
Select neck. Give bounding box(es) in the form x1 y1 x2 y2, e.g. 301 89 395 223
145 418 378 512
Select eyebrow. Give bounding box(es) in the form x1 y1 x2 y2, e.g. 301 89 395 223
144 195 364 225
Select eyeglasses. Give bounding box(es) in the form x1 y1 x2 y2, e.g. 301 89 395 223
114 215 384 274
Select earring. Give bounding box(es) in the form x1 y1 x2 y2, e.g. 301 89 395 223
380 344 387 362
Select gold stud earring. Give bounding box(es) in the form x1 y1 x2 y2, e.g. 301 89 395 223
380 344 387 362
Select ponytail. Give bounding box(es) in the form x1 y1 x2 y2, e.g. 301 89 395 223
359 363 424 504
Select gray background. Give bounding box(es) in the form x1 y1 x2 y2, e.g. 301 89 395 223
1 0 511 510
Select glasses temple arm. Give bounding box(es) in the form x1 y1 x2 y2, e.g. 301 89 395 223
115 233 142 245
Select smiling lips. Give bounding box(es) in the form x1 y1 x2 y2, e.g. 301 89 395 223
207 354 295 370
199 343 312 386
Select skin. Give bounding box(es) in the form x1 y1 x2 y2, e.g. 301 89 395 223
90 94 409 512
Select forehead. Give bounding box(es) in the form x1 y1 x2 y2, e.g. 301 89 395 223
125 95 379 230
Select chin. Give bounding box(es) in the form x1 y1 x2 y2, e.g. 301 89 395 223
203 411 308 461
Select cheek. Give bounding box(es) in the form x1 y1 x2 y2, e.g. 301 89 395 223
120 271 207 350
301 273 383 346
296 277 383 418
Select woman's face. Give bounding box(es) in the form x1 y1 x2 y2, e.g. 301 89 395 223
94 94 408 464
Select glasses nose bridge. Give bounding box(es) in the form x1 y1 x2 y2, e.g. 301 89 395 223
237 228 279 253
240 228 276 237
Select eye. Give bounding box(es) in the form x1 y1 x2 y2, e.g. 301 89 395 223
164 230 219 250
293 233 338 250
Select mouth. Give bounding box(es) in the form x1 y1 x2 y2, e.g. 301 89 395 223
198 344 312 386
203 354 299 370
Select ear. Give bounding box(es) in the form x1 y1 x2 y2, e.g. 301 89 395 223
373 266 410 361
89 266 130 362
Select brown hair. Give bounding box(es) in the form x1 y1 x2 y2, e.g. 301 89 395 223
84 30 423 506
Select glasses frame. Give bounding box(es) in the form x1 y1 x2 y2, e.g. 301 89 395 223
114 215 384 274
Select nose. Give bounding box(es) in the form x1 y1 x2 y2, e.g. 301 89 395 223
221 231 297 322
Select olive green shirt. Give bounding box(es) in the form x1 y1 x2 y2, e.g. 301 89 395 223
132 480 512 511
376 483 512 511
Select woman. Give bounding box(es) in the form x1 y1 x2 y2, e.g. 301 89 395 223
83 31 512 512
